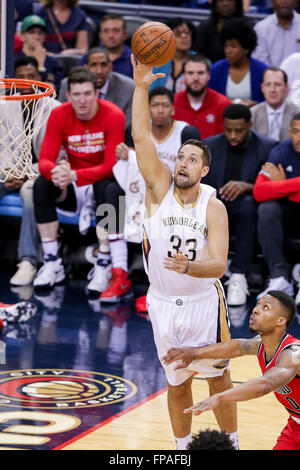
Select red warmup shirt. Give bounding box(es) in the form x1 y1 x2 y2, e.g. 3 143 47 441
258 334 300 420
39 99 125 186
173 88 231 139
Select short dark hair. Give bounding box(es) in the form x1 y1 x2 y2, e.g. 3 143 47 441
223 104 252 122
14 55 39 72
100 13 126 30
67 66 98 91
262 67 288 84
183 54 211 73
149 86 174 104
220 17 257 56
178 139 212 166
290 113 300 125
211 0 244 25
267 290 296 329
86 47 110 64
166 17 196 43
188 429 235 450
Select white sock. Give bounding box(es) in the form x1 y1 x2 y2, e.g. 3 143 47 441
175 433 192 450
108 236 128 271
41 239 59 261
227 430 239 450
97 243 111 266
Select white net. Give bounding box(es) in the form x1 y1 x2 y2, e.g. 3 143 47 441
0 79 56 182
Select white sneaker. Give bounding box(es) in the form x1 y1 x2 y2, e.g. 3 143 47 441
10 260 37 286
87 261 111 293
226 273 249 306
257 276 294 300
33 257 65 289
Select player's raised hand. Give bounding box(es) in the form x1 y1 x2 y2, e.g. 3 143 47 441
131 54 165 87
161 347 196 369
183 395 221 416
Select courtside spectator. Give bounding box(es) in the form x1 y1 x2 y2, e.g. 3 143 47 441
173 54 231 138
252 0 300 67
59 48 134 141
251 67 299 141
2 57 61 287
79 14 132 78
35 0 89 55
150 18 196 94
209 17 267 107
18 15 64 93
33 67 131 302
195 0 245 64
202 104 277 305
253 112 300 305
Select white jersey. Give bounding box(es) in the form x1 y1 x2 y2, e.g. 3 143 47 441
151 120 189 171
142 181 217 297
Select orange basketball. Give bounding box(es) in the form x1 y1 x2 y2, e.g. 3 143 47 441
131 21 176 67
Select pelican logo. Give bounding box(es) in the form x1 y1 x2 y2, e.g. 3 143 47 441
0 369 137 409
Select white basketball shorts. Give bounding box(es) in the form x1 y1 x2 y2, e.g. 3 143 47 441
146 280 231 386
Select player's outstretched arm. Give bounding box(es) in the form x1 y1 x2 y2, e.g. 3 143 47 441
131 55 172 203
183 347 300 416
162 336 261 370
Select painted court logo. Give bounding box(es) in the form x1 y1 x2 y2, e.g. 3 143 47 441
0 369 137 409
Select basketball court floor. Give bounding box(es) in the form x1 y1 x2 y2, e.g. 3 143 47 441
0 269 299 452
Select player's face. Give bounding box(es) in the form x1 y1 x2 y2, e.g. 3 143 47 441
87 52 113 88
249 295 286 334
224 118 250 148
184 62 210 97
149 95 174 128
289 119 300 154
99 19 127 50
174 144 209 189
67 82 98 121
261 70 288 108
14 64 41 95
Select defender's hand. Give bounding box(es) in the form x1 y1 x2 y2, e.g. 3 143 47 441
162 347 196 369
183 395 221 416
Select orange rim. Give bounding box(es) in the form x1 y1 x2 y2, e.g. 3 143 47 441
0 78 55 100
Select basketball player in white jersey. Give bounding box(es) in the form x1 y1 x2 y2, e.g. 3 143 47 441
130 55 238 450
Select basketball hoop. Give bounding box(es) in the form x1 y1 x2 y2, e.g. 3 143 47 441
0 78 56 182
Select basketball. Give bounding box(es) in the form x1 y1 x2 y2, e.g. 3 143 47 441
131 21 176 67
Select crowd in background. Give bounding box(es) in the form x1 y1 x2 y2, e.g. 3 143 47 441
1 0 300 313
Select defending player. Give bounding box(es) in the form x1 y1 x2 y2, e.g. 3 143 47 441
163 290 300 450
130 55 238 450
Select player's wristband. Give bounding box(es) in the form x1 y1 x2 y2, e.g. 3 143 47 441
184 261 190 274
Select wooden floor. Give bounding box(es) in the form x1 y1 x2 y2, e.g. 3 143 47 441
63 355 288 451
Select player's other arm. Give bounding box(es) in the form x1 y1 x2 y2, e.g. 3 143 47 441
191 196 229 278
131 56 172 202
184 347 300 416
162 336 261 369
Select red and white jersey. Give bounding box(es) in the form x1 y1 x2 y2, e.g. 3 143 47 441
258 333 300 419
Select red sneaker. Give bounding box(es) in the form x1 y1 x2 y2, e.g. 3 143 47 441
100 268 132 303
135 295 147 313
135 295 150 321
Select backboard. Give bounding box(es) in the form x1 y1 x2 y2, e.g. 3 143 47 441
0 0 15 78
